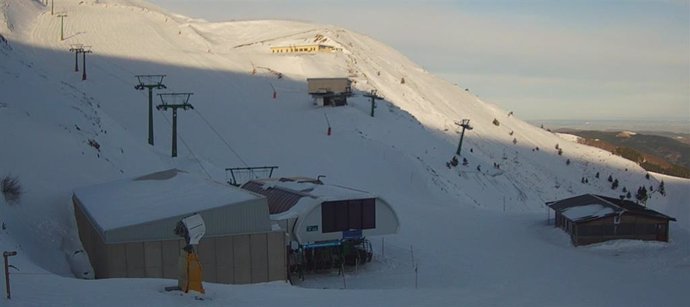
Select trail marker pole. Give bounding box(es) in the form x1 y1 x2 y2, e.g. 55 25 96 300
57 14 67 41
135 75 167 146
157 93 194 157
455 119 473 156
363 89 383 117
324 113 332 136
3 251 17 300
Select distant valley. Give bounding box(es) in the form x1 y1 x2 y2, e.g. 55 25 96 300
556 128 690 178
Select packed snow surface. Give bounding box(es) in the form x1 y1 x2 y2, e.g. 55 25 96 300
0 0 689 306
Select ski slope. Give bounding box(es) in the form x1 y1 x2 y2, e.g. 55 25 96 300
1 0 689 306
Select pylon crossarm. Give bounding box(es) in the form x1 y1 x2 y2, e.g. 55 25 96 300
135 74 167 89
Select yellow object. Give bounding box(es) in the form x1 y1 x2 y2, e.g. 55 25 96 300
178 252 205 294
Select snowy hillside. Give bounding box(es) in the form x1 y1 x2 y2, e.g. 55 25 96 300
1 0 689 306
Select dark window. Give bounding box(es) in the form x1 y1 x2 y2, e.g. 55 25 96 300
321 199 376 233
321 202 337 233
362 198 376 229
348 200 362 229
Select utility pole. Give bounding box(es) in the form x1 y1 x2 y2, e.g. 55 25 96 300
81 47 92 80
455 119 473 156
135 75 167 146
363 89 383 117
157 93 194 157
69 44 83 71
57 13 67 41
51 0 54 15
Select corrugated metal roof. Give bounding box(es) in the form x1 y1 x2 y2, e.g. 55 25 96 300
242 180 308 214
241 177 375 215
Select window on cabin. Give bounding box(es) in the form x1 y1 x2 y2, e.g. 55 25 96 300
321 199 376 233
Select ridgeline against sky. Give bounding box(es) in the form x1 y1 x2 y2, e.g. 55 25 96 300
152 0 690 121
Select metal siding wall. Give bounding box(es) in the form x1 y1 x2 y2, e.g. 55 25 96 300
125 242 145 277
233 235 252 284
215 236 234 284
250 234 269 283
198 237 217 283
267 232 286 282
73 200 103 278
202 199 271 237
161 240 182 279
107 244 127 278
144 241 163 278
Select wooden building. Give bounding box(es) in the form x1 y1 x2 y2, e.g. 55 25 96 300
72 169 286 284
547 194 676 246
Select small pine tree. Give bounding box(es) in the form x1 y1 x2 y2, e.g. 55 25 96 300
512 138 517 145
612 179 619 190
658 180 666 196
566 159 570 165
608 175 613 182
595 172 600 179
557 148 563 156
492 118 500 126
645 173 650 180
622 187 627 193
626 191 631 199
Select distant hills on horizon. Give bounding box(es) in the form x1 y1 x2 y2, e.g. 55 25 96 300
529 119 690 135
554 128 690 179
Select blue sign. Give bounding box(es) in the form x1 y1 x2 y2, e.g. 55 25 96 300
342 229 363 239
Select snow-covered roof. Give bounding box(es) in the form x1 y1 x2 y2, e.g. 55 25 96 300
73 169 264 231
547 194 675 223
561 204 615 221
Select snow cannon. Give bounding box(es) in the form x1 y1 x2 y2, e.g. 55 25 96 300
172 213 206 294
174 213 206 252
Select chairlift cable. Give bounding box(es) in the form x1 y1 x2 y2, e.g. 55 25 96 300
156 108 213 179
192 109 250 168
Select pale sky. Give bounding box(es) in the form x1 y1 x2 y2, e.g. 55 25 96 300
149 0 690 121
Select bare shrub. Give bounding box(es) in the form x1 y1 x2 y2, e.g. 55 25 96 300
2 175 22 204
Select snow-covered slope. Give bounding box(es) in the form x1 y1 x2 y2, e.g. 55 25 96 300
1 0 689 306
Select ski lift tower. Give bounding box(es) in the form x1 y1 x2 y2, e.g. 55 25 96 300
157 92 194 158
363 89 384 117
68 44 83 72
135 75 167 146
80 46 92 81
455 119 473 156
